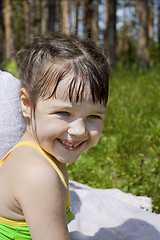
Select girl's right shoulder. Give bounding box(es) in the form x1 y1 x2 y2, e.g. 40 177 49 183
7 144 69 239
6 144 60 188
9 144 65 200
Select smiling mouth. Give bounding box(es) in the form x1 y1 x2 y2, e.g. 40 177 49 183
58 139 85 150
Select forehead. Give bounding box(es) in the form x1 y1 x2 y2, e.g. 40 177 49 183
40 59 108 107
45 71 93 104
42 93 106 115
42 75 106 113
58 75 92 102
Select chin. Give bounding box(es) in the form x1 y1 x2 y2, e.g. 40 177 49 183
58 158 78 164
56 154 80 164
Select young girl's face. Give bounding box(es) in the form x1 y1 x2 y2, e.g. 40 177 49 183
28 75 106 164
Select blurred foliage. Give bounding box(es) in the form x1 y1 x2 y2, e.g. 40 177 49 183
68 65 160 213
1 61 19 78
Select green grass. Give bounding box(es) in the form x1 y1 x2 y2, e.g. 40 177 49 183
68 65 160 213
111 229 125 240
1 61 19 78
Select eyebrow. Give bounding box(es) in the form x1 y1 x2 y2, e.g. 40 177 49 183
47 99 106 113
95 110 106 114
54 105 106 114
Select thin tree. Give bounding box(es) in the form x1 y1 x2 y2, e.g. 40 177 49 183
41 0 48 34
61 0 68 34
126 0 136 63
82 0 95 39
136 0 150 67
12 1 25 52
75 0 80 36
105 0 109 32
68 0 71 34
23 0 36 46
158 0 160 62
120 0 136 64
92 0 99 41
56 0 62 32
34 0 41 36
104 0 117 65
48 0 57 33
148 0 154 40
120 0 129 63
4 0 15 61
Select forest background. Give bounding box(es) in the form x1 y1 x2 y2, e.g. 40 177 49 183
0 0 160 213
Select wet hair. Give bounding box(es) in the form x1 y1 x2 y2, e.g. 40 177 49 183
18 33 110 107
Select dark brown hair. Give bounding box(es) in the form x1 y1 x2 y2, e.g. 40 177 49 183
18 33 110 107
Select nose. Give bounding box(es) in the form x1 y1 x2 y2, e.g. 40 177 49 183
68 118 87 137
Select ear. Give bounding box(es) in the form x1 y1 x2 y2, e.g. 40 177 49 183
19 88 32 118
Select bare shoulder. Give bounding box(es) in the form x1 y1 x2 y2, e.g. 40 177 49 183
1 144 67 211
10 145 66 195
8 145 70 239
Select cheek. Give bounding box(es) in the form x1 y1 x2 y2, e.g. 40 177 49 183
36 118 68 138
88 122 103 142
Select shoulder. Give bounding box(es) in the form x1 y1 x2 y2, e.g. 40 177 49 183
9 145 66 202
12 144 61 181
8 145 70 239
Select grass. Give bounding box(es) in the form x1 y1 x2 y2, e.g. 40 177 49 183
68 65 160 213
111 229 125 240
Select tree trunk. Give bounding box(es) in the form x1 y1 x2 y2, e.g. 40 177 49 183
41 0 48 34
56 0 62 32
92 0 98 41
75 0 80 36
48 0 56 32
158 0 160 62
0 0 3 64
23 0 35 46
68 0 71 34
61 0 68 34
34 0 41 36
104 0 117 65
105 0 109 32
4 0 15 61
119 0 134 64
83 0 94 39
128 0 136 63
11 1 25 51
121 0 129 62
148 0 154 40
136 0 150 67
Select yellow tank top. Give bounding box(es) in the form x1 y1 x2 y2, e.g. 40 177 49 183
0 142 75 239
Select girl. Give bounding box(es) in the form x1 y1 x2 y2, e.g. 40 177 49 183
0 34 109 240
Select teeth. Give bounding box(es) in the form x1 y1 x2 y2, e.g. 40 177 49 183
61 140 80 147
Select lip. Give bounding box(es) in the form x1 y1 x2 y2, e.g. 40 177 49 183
57 139 86 151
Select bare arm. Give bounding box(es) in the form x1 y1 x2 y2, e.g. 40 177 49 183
14 158 70 240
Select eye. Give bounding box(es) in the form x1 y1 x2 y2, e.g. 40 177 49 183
56 111 70 116
88 115 101 119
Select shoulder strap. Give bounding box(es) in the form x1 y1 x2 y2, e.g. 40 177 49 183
0 142 70 207
0 144 19 167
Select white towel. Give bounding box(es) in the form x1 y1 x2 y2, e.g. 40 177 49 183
69 180 160 240
0 70 25 159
